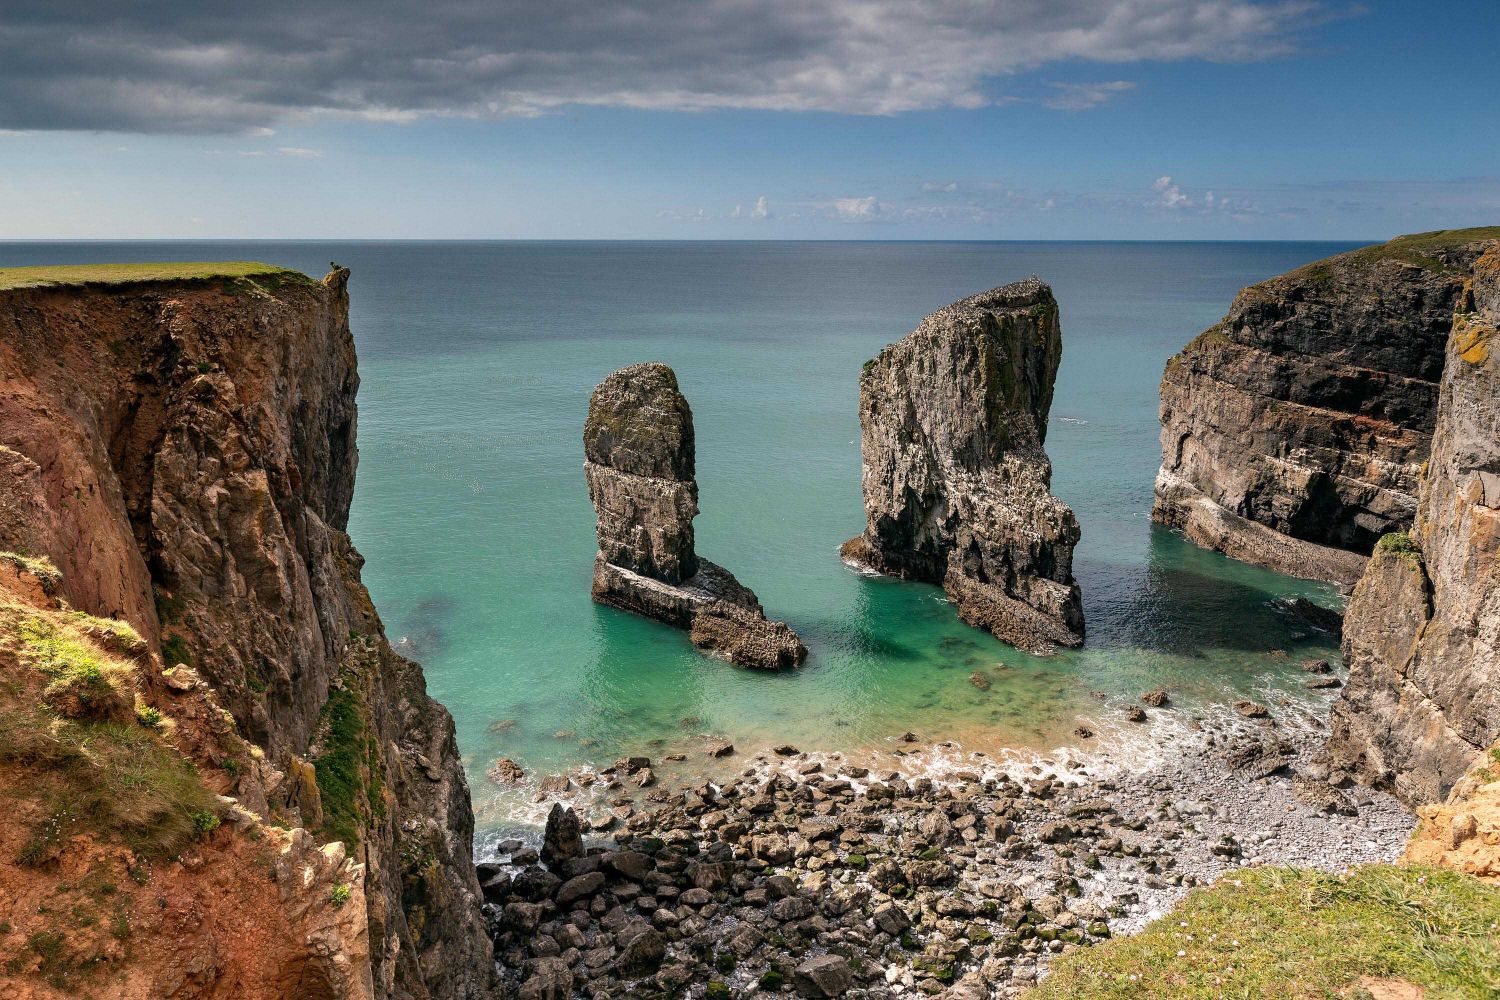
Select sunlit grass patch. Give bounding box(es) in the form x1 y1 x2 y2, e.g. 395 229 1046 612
0 261 310 291
1026 865 1500 1000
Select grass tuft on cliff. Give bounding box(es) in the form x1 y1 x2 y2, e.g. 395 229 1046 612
0 261 311 292
1 706 221 863
0 552 62 592
1 596 219 861
311 672 382 848
1376 531 1423 568
1025 865 1500 1000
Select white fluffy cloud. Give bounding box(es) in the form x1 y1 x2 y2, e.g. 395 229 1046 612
833 196 887 221
0 1 1322 132
1153 175 1193 208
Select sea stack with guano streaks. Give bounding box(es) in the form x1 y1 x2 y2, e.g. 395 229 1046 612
585 362 806 669
841 278 1084 654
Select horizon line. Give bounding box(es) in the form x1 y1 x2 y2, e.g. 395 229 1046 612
0 236 1384 245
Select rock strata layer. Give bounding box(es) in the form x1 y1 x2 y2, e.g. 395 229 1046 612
1325 243 1500 805
1153 227 1500 585
585 363 805 669
841 279 1083 653
0 265 494 998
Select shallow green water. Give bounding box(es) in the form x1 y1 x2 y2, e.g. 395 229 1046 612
0 239 1362 830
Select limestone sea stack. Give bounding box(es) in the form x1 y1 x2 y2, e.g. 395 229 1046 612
585 362 806 669
1154 227 1500 585
1325 242 1500 804
841 278 1084 654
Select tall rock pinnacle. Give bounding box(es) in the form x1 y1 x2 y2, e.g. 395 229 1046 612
585 363 806 669
841 278 1084 654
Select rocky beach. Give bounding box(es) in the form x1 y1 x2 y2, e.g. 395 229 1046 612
479 685 1414 999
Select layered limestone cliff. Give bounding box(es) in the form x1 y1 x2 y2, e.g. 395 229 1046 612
1154 227 1500 585
0 264 493 998
585 363 805 669
1325 244 1500 805
840 279 1083 654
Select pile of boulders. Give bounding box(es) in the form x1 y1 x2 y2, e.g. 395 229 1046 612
481 713 1413 999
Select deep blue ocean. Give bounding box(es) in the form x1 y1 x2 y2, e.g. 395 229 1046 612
0 240 1361 830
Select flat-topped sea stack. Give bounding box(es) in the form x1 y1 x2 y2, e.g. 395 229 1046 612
1154 227 1500 585
1325 243 1500 804
585 363 805 669
841 278 1084 654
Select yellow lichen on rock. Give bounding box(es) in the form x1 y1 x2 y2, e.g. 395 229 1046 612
1403 744 1500 883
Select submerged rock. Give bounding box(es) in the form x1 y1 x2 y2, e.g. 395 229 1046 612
1153 227 1500 585
1326 241 1500 804
842 279 1084 653
584 363 806 668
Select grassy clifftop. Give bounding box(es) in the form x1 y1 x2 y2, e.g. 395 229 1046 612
0 261 310 291
1025 864 1500 999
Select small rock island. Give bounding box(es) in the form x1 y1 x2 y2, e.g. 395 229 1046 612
585 362 806 668
841 278 1084 653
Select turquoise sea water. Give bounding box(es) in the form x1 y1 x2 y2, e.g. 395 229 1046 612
1 240 1361 829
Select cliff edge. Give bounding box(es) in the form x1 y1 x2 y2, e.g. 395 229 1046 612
1324 244 1500 805
1153 227 1500 585
0 263 494 998
842 279 1083 654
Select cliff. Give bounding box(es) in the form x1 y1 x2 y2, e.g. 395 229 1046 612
585 363 805 669
1401 742 1500 883
1324 244 1500 805
1153 227 1500 585
0 264 493 998
841 279 1083 654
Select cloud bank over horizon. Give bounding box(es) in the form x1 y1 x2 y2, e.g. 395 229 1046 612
0 0 1320 133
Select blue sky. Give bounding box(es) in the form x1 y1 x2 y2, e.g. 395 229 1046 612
1 1 1496 240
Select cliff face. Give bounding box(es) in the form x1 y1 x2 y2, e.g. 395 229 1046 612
1325 244 1500 805
585 363 805 669
0 265 493 998
841 279 1083 654
1154 228 1500 585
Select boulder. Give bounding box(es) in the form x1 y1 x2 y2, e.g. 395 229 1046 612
794 954 854 997
542 804 583 867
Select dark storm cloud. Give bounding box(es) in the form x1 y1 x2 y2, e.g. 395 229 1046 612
0 1 1319 133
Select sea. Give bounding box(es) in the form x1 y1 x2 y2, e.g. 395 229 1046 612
0 240 1363 836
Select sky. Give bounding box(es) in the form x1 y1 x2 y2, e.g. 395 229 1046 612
0 1 1496 240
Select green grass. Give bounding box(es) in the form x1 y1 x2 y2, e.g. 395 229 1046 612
0 704 221 862
3 605 138 722
311 680 381 847
0 552 62 592
1289 227 1500 283
1376 531 1424 570
1026 866 1500 1000
0 261 312 292
159 632 193 669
